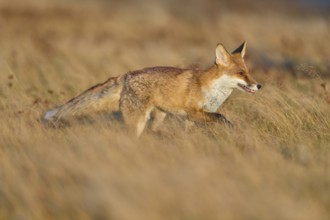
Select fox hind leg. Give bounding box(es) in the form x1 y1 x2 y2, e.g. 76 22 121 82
123 110 150 137
121 104 153 137
184 119 195 132
136 108 153 137
150 109 167 133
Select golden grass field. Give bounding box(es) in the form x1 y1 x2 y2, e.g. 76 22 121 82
0 0 330 219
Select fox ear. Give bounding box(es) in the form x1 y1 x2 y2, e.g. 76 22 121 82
232 41 247 58
215 43 231 66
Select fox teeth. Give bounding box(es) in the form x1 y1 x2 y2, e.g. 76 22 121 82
239 84 255 94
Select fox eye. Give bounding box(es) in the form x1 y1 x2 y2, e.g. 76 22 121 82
238 71 245 76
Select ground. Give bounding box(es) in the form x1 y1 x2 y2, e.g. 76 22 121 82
0 0 329 219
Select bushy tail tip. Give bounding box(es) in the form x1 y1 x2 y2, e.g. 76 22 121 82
43 108 59 122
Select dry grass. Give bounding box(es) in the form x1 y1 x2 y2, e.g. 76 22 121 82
0 1 330 219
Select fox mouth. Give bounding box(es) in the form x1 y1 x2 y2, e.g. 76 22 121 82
238 83 256 94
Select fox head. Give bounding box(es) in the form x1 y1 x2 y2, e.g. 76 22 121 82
215 42 261 94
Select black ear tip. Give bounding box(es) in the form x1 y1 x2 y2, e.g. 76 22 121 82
232 41 246 55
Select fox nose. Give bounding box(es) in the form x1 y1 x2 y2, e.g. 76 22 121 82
257 84 262 90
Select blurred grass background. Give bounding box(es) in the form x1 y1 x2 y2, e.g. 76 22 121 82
0 0 329 219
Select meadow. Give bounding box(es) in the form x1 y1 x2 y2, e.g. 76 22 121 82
0 0 329 219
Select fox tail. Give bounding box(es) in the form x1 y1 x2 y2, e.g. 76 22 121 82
43 76 124 123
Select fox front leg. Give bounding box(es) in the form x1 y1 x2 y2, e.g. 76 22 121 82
187 110 234 128
212 113 234 128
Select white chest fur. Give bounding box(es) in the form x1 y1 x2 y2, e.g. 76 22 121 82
201 75 233 112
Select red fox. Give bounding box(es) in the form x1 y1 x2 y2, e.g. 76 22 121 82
43 42 261 136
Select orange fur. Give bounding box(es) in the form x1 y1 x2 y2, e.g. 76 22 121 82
43 42 261 136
